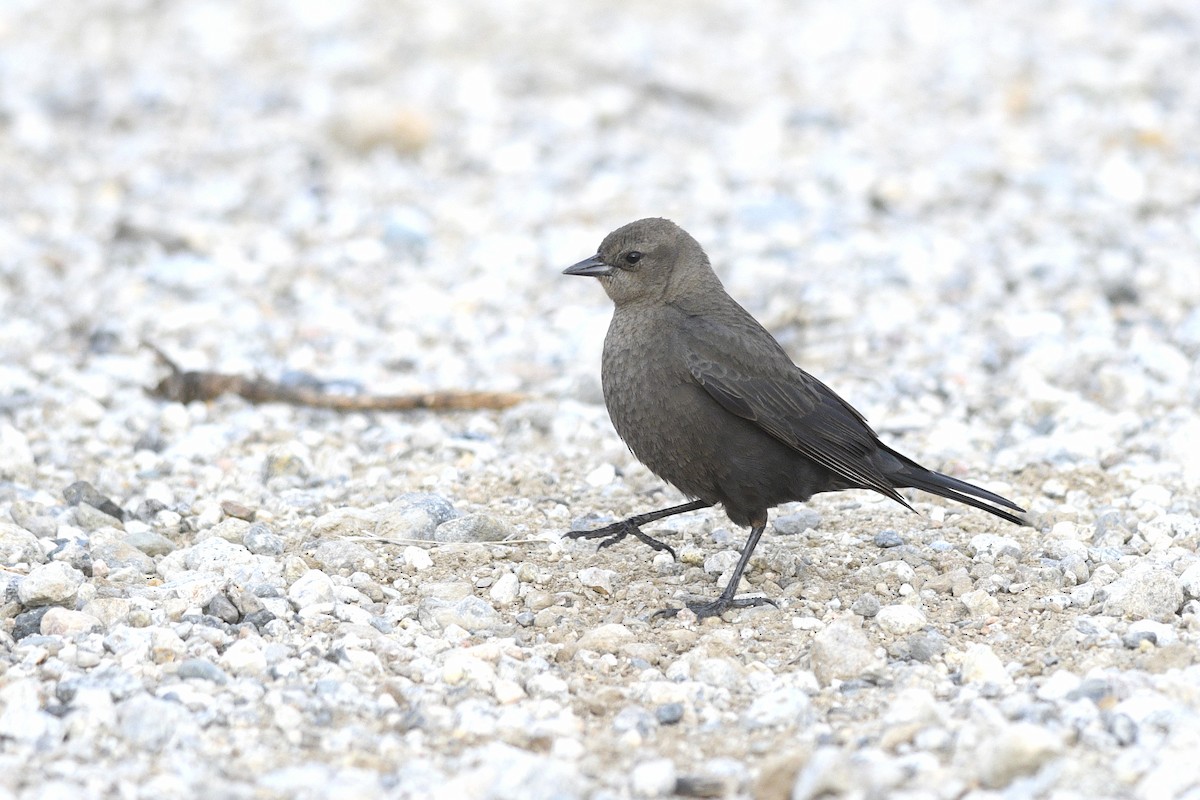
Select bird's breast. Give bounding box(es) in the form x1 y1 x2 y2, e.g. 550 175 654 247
599 308 722 498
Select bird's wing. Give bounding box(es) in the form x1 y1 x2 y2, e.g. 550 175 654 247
683 322 908 505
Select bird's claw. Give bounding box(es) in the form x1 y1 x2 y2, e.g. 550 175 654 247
565 520 677 560
653 594 778 621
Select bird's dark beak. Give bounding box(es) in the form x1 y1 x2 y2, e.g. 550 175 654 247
563 254 615 277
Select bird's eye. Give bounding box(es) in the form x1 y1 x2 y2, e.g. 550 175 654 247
624 251 643 265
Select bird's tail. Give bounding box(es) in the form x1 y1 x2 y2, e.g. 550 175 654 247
884 449 1028 526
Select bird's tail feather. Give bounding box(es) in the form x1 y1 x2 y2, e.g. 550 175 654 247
891 461 1028 527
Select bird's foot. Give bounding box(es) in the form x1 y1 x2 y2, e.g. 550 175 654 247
565 519 677 560
653 594 778 621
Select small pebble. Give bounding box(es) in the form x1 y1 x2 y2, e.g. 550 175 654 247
968 534 1023 561
435 513 513 543
630 758 677 797
17 562 86 607
875 604 926 635
177 658 230 684
91 540 155 576
655 703 684 725
310 508 376 539
124 529 176 556
62 480 124 521
420 595 504 633
1100 564 1184 620
402 546 434 571
489 572 520 605
959 644 1012 688
585 463 616 487
959 589 1001 617
205 593 241 624
0 425 35 480
810 620 884 686
40 607 102 636
1178 562 1200 600
906 631 946 662
393 493 458 526
576 623 635 654
74 503 125 532
773 510 822 535
1106 713 1138 746
220 500 256 521
311 539 374 571
377 505 438 542
8 503 58 538
873 530 903 548
0 522 45 567
976 723 1063 788
578 567 617 596
741 687 811 730
851 593 881 618
1127 619 1177 647
287 570 335 609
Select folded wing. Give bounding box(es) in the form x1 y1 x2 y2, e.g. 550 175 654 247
685 343 911 508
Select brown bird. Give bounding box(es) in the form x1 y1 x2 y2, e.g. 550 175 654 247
563 217 1027 619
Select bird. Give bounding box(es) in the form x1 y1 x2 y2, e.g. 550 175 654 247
562 217 1027 619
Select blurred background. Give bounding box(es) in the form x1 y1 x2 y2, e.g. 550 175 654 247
2 0 1199 478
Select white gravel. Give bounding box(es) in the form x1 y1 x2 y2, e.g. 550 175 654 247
3 1 1200 798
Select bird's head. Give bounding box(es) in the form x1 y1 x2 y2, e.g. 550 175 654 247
563 217 715 306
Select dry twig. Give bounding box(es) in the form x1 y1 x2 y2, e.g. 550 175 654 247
144 343 524 411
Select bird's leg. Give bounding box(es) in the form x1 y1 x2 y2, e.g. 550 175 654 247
565 500 711 560
655 517 776 620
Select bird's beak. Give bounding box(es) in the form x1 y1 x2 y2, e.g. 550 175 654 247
563 254 615 277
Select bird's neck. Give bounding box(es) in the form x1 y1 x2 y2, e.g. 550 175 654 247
667 278 740 317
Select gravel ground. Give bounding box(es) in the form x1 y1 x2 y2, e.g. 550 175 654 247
3 1 1200 798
